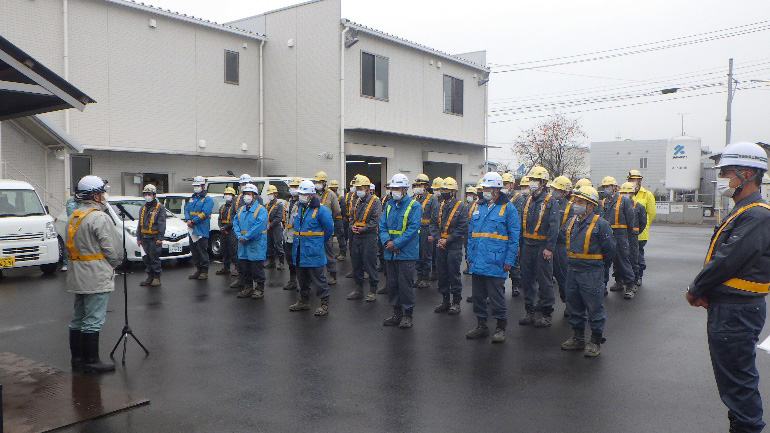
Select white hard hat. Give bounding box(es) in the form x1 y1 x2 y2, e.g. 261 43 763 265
370 184 376 190
143 184 157 194
192 176 205 186
388 173 410 188
480 172 503 188
298 180 315 195
715 142 768 171
241 184 258 194
77 175 106 193
239 174 252 184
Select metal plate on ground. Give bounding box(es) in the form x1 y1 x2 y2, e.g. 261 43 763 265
0 352 149 433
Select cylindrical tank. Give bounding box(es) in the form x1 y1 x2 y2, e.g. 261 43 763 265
664 136 701 191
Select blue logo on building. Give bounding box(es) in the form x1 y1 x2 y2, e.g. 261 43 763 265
674 145 685 156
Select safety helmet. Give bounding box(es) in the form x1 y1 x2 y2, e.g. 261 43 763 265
223 187 236 195
389 173 410 189
354 175 371 187
550 176 572 192
627 169 643 180
575 178 592 189
289 176 302 187
501 172 515 183
142 184 157 194
519 176 531 187
442 177 459 190
350 177 357 186
77 175 106 194
619 182 636 193
466 185 477 194
241 184 258 194
192 176 206 186
414 174 430 185
329 180 339 188
314 171 328 182
528 166 550 182
239 174 252 184
715 142 769 171
600 176 618 187
572 185 599 205
479 172 503 188
265 184 278 195
297 180 315 195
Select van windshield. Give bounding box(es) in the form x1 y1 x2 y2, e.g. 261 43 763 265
0 189 46 217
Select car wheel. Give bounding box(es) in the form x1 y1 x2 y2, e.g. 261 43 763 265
209 232 222 260
40 263 58 275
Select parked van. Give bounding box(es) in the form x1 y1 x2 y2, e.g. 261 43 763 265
0 180 61 274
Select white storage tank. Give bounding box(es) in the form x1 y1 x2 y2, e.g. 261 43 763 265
664 135 701 191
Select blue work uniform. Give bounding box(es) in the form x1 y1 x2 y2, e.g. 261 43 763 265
233 201 268 284
520 188 560 316
184 191 214 271
599 192 635 287
554 196 575 303
293 196 334 299
379 196 422 312
430 195 469 302
629 201 647 282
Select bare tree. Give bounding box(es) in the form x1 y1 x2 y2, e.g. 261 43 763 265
512 113 588 181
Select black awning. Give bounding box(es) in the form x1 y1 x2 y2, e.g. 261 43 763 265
0 35 95 121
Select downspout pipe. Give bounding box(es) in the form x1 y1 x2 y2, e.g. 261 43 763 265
63 0 71 197
259 39 265 177
340 26 349 186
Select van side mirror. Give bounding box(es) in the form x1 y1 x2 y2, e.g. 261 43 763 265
45 205 50 214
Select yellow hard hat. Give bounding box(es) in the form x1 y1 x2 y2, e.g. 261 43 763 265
414 174 430 184
600 176 618 187
501 172 515 183
350 176 359 186
224 187 236 195
289 176 302 187
575 178 592 189
329 180 339 188
265 184 278 195
442 177 459 190
528 166 550 181
431 177 444 189
519 176 531 186
627 169 643 180
619 182 636 193
572 185 599 205
466 185 477 193
354 175 371 187
550 176 572 192
314 171 328 182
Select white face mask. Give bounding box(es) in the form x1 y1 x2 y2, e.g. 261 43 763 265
224 195 233 203
392 191 403 201
717 177 736 198
573 204 587 216
193 186 202 194
466 196 475 203
552 190 565 200
315 183 324 191
289 188 298 197
243 195 254 204
144 195 154 203
356 190 367 198
299 195 310 204
520 188 531 197
482 191 493 201
529 181 540 193
267 194 275 201
413 187 425 196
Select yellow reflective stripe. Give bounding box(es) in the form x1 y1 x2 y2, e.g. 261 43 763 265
66 208 106 261
140 202 160 234
419 194 432 224
385 200 414 235
705 202 770 264
467 202 478 219
335 215 342 219
295 231 325 236
522 194 550 239
723 278 770 294
561 200 572 226
221 203 233 224
566 214 603 260
241 231 247 234
268 202 278 219
353 197 375 227
321 190 329 205
71 253 106 261
312 208 318 219
189 211 208 220
471 232 508 240
498 202 508 217
438 201 462 239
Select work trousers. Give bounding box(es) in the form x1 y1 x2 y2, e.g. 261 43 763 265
191 237 209 271
565 267 606 335
385 260 416 310
708 300 766 433
69 293 110 333
416 228 432 275
606 233 633 285
521 242 555 314
140 234 162 274
351 235 379 286
508 245 522 284
221 230 238 269
335 219 347 254
284 242 295 274
239 259 266 284
471 275 507 322
638 240 647 276
628 235 640 280
436 246 463 300
266 225 284 259
554 242 568 302
297 266 330 299
324 238 337 275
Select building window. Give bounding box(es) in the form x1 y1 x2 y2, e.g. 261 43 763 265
225 50 239 85
361 52 388 100
640 157 648 169
443 75 463 115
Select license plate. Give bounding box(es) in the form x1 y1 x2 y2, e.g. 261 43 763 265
0 256 16 267
169 244 183 253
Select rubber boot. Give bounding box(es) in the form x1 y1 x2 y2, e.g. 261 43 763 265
139 273 153 286
251 282 265 299
434 295 451 313
70 329 85 371
519 304 536 326
584 333 605 357
315 298 330 316
383 307 403 326
466 317 490 339
188 269 202 279
283 272 298 290
264 257 276 269
491 320 507 343
82 331 115 373
276 256 285 270
399 308 413 329
150 273 161 287
289 295 310 311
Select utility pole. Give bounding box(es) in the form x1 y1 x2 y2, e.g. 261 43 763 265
725 58 734 145
678 113 689 136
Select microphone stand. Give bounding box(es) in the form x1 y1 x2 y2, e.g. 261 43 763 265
110 208 149 364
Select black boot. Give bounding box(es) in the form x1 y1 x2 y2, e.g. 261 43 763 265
511 279 521 297
69 329 85 371
434 296 451 313
264 257 276 269
82 331 115 373
283 271 298 290
383 307 403 326
399 308 413 328
466 317 490 339
276 256 285 270
491 320 507 343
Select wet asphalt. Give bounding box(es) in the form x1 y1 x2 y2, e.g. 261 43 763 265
1 224 769 432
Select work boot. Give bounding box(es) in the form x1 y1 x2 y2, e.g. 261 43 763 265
415 274 427 288
398 308 414 328
491 321 507 343
448 298 461 315
584 333 605 357
139 273 153 286
81 331 115 373
511 280 521 297
635 276 643 286
466 296 473 303
534 313 553 328
336 253 346 261
251 282 265 299
69 329 84 371
289 296 310 311
429 271 438 281
283 274 298 290
365 291 377 302
519 305 536 326
230 278 245 289
197 270 208 280
150 274 161 287
188 269 202 279
276 257 285 270
347 286 364 300
230 268 239 277
624 283 635 300
561 329 586 351
563 308 569 318
383 307 403 326
345 271 354 278
215 266 230 275
375 285 387 295
434 296 451 313
236 283 255 298
315 298 329 316
609 280 624 292
466 317 490 339
264 258 276 269
328 273 337 285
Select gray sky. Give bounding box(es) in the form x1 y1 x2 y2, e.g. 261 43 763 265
145 0 770 167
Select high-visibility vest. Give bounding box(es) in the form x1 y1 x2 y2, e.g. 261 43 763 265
220 202 234 225
386 199 416 235
419 193 433 224
561 199 573 226
437 200 462 239
601 195 627 229
566 214 602 260
139 202 161 235
353 196 376 227
522 194 551 240
66 208 106 261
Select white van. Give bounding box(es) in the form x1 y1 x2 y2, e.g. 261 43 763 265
0 180 61 274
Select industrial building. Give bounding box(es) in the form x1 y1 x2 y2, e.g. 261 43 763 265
590 139 669 197
0 0 489 214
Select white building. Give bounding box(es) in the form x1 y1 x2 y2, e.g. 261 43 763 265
1 0 489 211
590 139 668 196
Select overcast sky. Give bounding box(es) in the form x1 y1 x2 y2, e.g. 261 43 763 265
144 0 770 167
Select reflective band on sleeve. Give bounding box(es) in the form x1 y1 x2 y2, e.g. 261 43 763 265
140 202 160 235
66 208 107 261
705 202 770 264
522 195 550 240
189 211 208 220
723 278 770 294
566 214 603 260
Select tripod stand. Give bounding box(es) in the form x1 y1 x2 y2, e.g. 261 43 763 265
110 208 149 364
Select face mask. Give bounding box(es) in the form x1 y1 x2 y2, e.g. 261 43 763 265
299 195 310 204
520 188 531 197
552 191 564 200
243 195 253 204
466 196 475 203
356 190 367 199
268 194 275 202
392 191 403 201
482 191 493 201
144 195 154 203
315 183 323 191
717 177 736 198
414 187 425 196
573 205 587 216
224 195 233 203
193 186 202 194
529 181 540 193
289 188 298 197
441 192 451 201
